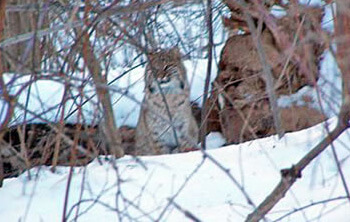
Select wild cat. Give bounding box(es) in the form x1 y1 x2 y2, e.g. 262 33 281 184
135 48 199 155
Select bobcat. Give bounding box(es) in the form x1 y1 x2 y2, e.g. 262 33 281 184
135 48 199 155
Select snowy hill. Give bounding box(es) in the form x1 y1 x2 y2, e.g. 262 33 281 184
1 118 349 222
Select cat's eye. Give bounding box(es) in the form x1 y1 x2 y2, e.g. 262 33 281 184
163 65 169 71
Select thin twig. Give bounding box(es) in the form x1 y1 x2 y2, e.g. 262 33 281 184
169 199 202 222
157 157 206 221
274 196 348 222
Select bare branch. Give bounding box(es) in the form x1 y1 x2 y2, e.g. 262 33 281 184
0 0 193 49
80 1 123 158
200 0 214 150
169 200 202 222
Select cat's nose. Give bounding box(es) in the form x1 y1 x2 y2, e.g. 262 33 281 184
159 78 170 84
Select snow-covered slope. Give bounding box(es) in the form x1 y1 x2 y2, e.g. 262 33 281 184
1 117 349 222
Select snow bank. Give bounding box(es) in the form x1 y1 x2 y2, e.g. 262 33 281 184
1 118 349 221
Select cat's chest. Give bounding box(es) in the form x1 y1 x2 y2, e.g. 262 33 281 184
143 94 191 144
145 94 189 113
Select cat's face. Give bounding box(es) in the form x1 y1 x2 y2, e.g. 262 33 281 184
145 48 188 95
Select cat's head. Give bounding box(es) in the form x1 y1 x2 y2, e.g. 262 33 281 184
145 48 188 95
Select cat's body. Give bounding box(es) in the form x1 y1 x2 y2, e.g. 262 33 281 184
135 48 198 155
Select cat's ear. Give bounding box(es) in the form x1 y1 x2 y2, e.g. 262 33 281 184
147 48 160 62
169 47 181 60
147 51 156 61
170 47 180 53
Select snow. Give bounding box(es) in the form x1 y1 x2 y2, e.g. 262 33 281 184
203 131 227 149
1 118 350 221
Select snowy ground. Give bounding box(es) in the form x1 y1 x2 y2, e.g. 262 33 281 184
1 117 350 222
